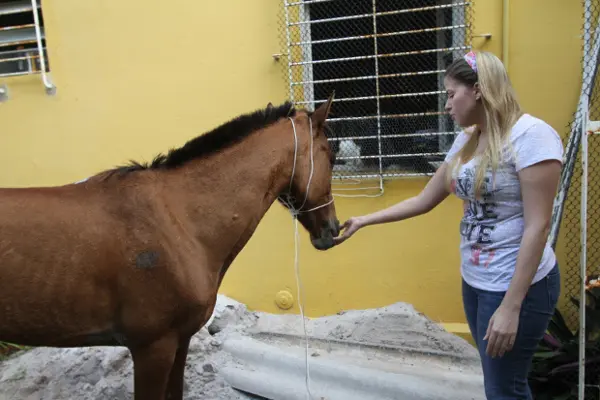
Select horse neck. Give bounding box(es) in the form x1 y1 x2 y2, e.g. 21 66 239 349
167 123 298 270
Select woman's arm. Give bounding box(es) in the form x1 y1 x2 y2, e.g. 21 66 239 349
484 121 564 358
333 162 451 244
502 159 562 310
484 158 562 357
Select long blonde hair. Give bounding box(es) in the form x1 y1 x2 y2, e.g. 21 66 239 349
445 51 523 199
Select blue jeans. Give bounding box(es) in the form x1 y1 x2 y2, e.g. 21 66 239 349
462 264 560 399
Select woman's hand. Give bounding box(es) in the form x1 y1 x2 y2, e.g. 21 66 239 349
484 304 520 358
333 216 366 245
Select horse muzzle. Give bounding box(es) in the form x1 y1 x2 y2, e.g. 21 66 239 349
311 218 340 251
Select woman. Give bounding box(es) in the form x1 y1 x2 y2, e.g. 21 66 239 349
334 51 563 399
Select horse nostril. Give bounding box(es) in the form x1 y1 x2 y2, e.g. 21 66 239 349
323 219 340 237
332 219 341 236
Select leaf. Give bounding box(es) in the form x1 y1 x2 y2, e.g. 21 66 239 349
570 296 581 309
548 308 573 341
533 350 561 359
550 360 579 375
0 342 27 359
541 332 562 349
550 355 600 376
547 316 574 343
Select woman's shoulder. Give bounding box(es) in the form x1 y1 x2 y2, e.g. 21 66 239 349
509 113 561 143
508 113 564 171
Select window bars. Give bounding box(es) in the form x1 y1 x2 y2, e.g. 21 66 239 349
278 0 474 187
0 0 55 96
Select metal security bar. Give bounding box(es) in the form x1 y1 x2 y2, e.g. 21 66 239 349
540 2 600 399
572 1 600 398
277 0 474 181
0 0 54 94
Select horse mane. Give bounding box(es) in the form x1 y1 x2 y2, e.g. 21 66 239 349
105 101 299 177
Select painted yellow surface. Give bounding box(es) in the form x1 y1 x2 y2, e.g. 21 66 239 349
0 1 583 340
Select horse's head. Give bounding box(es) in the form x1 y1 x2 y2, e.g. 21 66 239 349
278 93 340 251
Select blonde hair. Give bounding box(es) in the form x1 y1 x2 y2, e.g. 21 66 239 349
445 51 523 199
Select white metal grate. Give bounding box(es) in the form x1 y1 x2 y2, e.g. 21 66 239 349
538 1 600 399
0 0 47 77
277 0 474 182
0 0 54 95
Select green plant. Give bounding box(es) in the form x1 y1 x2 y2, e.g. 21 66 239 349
529 277 600 400
0 342 27 360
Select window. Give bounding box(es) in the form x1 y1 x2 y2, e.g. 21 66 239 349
281 0 473 178
0 0 49 78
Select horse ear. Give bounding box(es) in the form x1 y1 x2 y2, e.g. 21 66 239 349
311 91 334 129
264 102 276 120
265 102 274 115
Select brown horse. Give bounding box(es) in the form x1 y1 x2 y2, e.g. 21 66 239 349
0 95 339 400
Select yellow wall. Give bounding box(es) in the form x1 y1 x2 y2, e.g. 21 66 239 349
0 1 583 337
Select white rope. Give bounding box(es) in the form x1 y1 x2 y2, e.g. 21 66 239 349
293 216 312 400
280 117 334 216
279 116 334 400
331 176 385 198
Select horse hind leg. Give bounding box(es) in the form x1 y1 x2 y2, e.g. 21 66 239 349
130 332 179 400
165 336 191 400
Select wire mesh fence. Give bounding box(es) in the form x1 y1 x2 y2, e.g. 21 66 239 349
276 0 474 180
531 1 600 399
568 2 600 398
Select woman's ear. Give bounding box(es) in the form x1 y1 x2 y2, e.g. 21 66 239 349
473 82 481 101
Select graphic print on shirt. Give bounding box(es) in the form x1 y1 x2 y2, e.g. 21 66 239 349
453 168 501 268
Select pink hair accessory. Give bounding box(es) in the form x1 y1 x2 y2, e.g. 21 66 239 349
464 51 477 72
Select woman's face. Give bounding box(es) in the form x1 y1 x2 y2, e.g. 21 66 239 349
444 75 480 128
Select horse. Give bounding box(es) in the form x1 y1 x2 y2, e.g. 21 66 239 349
0 94 339 400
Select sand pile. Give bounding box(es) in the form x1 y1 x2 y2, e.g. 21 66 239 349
0 295 480 400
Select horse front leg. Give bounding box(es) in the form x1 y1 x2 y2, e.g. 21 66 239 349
131 332 179 400
165 336 191 400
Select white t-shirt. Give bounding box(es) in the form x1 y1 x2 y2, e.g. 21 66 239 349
444 113 564 292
